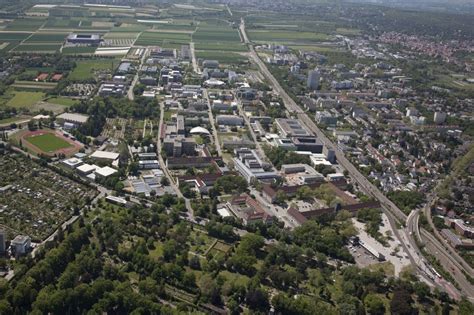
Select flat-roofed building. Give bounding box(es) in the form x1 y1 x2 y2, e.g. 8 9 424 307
66 33 101 45
163 136 196 157
95 166 117 179
216 115 243 126
139 160 160 169
90 150 120 161
77 163 98 175
56 113 89 125
62 157 83 169
292 137 323 153
275 118 312 137
11 235 31 256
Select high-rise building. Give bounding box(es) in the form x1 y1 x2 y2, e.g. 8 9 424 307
0 229 5 254
434 111 447 124
307 69 320 90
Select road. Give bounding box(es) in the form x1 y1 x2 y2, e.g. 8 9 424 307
190 42 201 74
157 102 194 219
203 89 222 156
237 100 266 159
127 47 148 100
239 18 473 299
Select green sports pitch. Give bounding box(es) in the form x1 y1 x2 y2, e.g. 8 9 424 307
25 132 73 152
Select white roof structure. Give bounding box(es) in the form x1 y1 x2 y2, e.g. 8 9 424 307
77 163 98 174
56 113 89 124
62 158 83 168
190 126 211 135
204 79 225 87
33 114 50 120
217 207 232 218
95 166 117 177
90 150 120 160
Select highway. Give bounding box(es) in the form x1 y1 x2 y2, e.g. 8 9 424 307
239 18 474 299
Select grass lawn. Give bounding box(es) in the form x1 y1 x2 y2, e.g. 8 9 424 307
6 91 45 108
368 261 395 277
25 133 73 152
62 46 97 54
149 241 164 259
248 30 329 43
196 50 247 64
0 116 30 125
45 97 79 107
69 59 117 80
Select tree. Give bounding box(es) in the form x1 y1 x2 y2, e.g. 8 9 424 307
245 288 269 312
160 176 169 186
413 282 430 301
274 190 287 205
390 288 414 315
296 186 314 200
364 294 385 315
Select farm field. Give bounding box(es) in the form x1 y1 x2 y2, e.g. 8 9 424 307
12 44 62 52
194 41 246 52
24 32 68 43
5 18 45 31
0 32 32 41
25 132 73 153
289 44 342 52
196 51 247 64
6 91 45 108
135 31 191 46
62 46 97 54
248 30 329 43
68 59 118 80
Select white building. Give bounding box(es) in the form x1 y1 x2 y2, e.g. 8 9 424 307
11 235 31 256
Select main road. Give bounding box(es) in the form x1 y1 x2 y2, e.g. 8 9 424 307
157 103 194 219
239 18 474 299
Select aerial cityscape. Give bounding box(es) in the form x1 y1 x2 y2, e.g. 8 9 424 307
0 0 473 314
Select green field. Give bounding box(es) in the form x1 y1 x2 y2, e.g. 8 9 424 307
0 33 32 41
248 30 329 43
25 133 72 152
44 19 81 28
45 97 79 107
6 91 45 108
62 46 97 54
195 41 247 52
193 28 241 42
6 18 45 31
196 51 247 64
135 31 191 46
69 59 117 80
12 44 62 52
24 33 68 43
